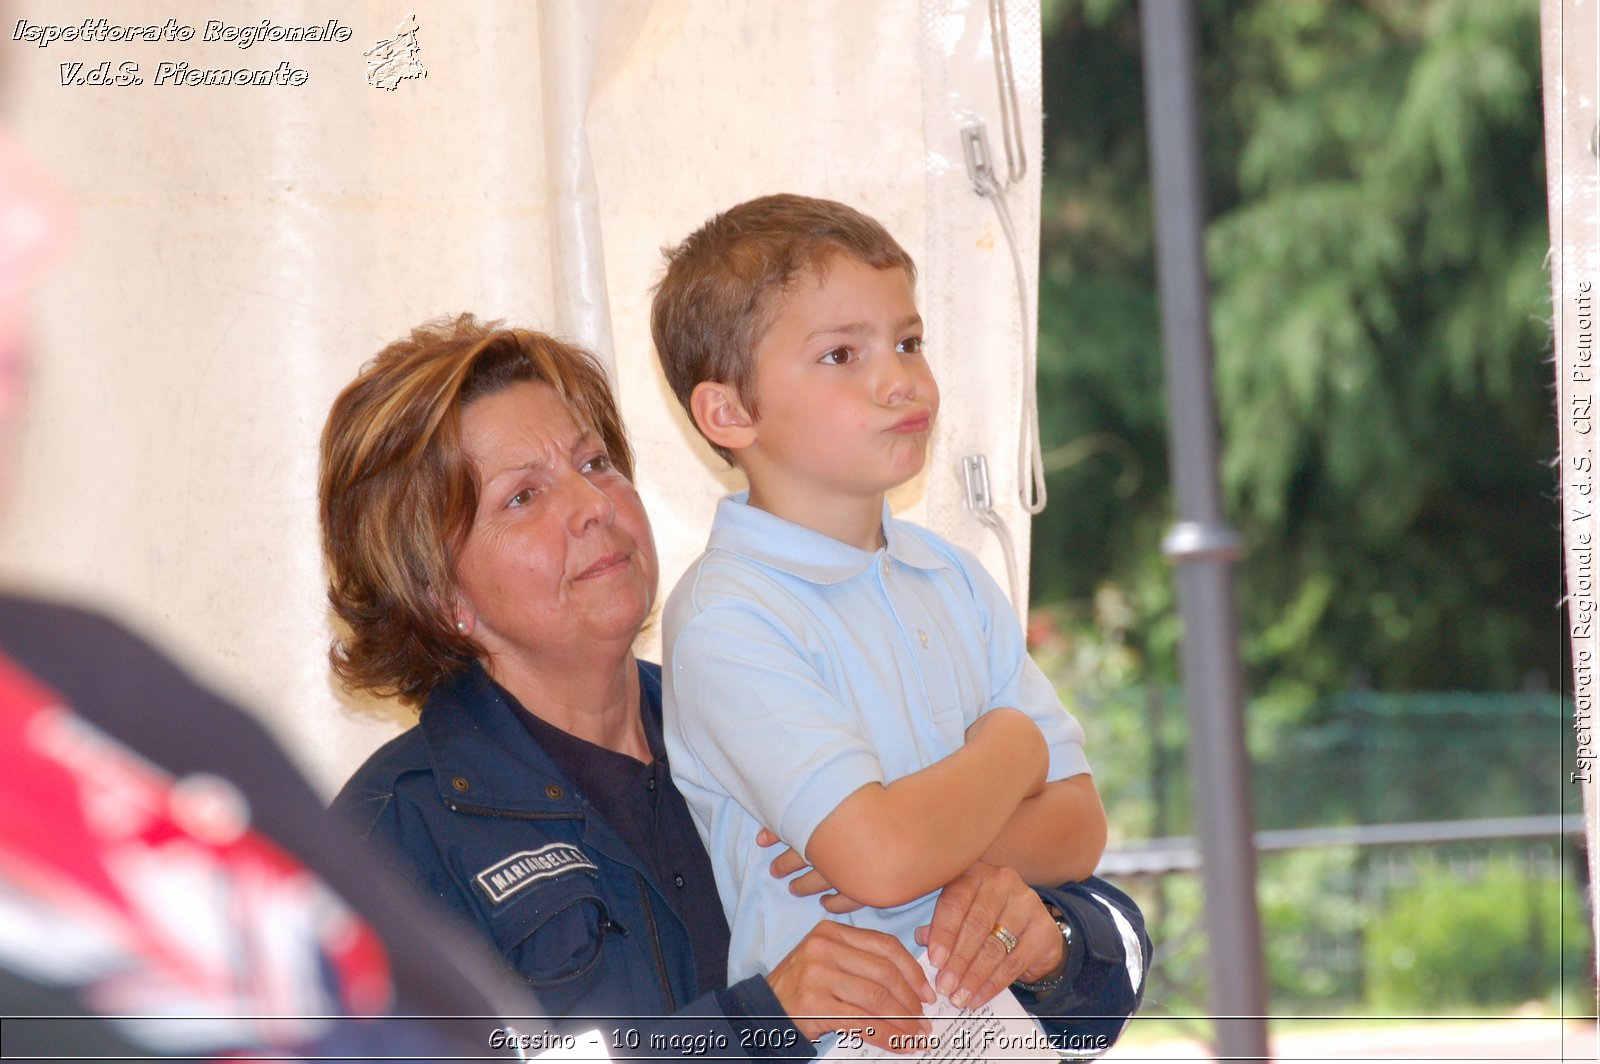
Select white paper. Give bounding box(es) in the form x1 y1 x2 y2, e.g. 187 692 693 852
819 953 1059 1062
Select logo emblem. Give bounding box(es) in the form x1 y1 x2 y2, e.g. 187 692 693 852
475 843 598 906
364 13 425 91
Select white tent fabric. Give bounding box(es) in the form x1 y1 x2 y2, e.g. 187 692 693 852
1541 0 1600 967
0 0 1044 794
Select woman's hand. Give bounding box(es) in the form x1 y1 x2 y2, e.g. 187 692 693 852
757 827 864 914
915 861 1065 1009
765 920 935 1051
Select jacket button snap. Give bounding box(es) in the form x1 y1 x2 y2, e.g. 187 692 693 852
450 776 469 793
545 784 564 799
673 874 685 888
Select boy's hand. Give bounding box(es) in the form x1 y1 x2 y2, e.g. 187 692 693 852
765 921 935 1051
758 827 865 913
914 861 1065 1009
964 707 1048 795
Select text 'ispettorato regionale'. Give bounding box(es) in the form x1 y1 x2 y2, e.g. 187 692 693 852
12 18 354 87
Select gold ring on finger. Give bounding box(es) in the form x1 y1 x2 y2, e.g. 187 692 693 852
989 923 1018 955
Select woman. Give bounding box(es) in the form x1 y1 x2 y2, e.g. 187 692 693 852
322 314 1147 1056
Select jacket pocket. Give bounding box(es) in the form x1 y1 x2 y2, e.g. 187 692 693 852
483 873 612 987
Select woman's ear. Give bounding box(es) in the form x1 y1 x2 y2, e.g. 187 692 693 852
428 584 475 638
690 381 757 454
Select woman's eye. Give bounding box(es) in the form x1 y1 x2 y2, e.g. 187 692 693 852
507 488 535 509
581 454 611 474
820 347 854 366
898 336 924 355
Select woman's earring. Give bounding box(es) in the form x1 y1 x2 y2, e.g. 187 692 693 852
456 619 468 634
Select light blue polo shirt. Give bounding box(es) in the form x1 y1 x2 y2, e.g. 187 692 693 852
661 492 1091 982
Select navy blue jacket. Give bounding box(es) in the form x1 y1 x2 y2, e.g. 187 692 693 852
333 660 1151 1059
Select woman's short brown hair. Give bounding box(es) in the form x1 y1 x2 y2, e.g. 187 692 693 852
319 313 634 706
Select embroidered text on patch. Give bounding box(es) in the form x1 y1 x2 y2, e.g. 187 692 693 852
474 843 598 905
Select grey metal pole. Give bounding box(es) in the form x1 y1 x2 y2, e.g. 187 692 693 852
1138 1 1272 1059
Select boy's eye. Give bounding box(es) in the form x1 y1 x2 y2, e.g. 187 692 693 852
898 336 924 356
819 347 854 366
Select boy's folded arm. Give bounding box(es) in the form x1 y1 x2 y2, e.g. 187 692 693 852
956 543 1105 883
980 771 1107 884
802 707 1047 909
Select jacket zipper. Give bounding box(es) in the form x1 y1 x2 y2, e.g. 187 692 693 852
445 799 572 822
635 872 677 1013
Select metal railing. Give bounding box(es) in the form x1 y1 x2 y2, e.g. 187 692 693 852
1101 814 1587 876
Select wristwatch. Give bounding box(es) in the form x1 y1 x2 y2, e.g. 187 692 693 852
1012 903 1074 994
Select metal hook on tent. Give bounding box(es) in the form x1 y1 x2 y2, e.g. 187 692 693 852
961 454 1023 607
962 121 1047 518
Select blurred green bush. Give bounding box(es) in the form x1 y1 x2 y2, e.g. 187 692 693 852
1364 862 1594 1013
1109 847 1593 1020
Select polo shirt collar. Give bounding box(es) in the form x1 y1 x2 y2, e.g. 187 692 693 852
706 491 949 584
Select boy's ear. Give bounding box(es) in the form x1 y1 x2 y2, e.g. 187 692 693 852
690 380 757 453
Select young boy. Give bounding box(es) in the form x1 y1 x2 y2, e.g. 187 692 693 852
651 194 1106 987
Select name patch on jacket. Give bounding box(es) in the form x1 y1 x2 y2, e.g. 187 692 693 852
475 843 599 906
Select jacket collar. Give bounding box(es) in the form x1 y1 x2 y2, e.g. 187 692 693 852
417 659 663 816
705 491 949 585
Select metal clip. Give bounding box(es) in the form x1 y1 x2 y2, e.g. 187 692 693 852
962 454 994 511
961 123 996 194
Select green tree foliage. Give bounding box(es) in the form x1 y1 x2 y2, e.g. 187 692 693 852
1364 860 1591 1011
1112 846 1590 1016
1032 0 1557 704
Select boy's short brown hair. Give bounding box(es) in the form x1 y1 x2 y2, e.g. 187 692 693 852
650 193 916 462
